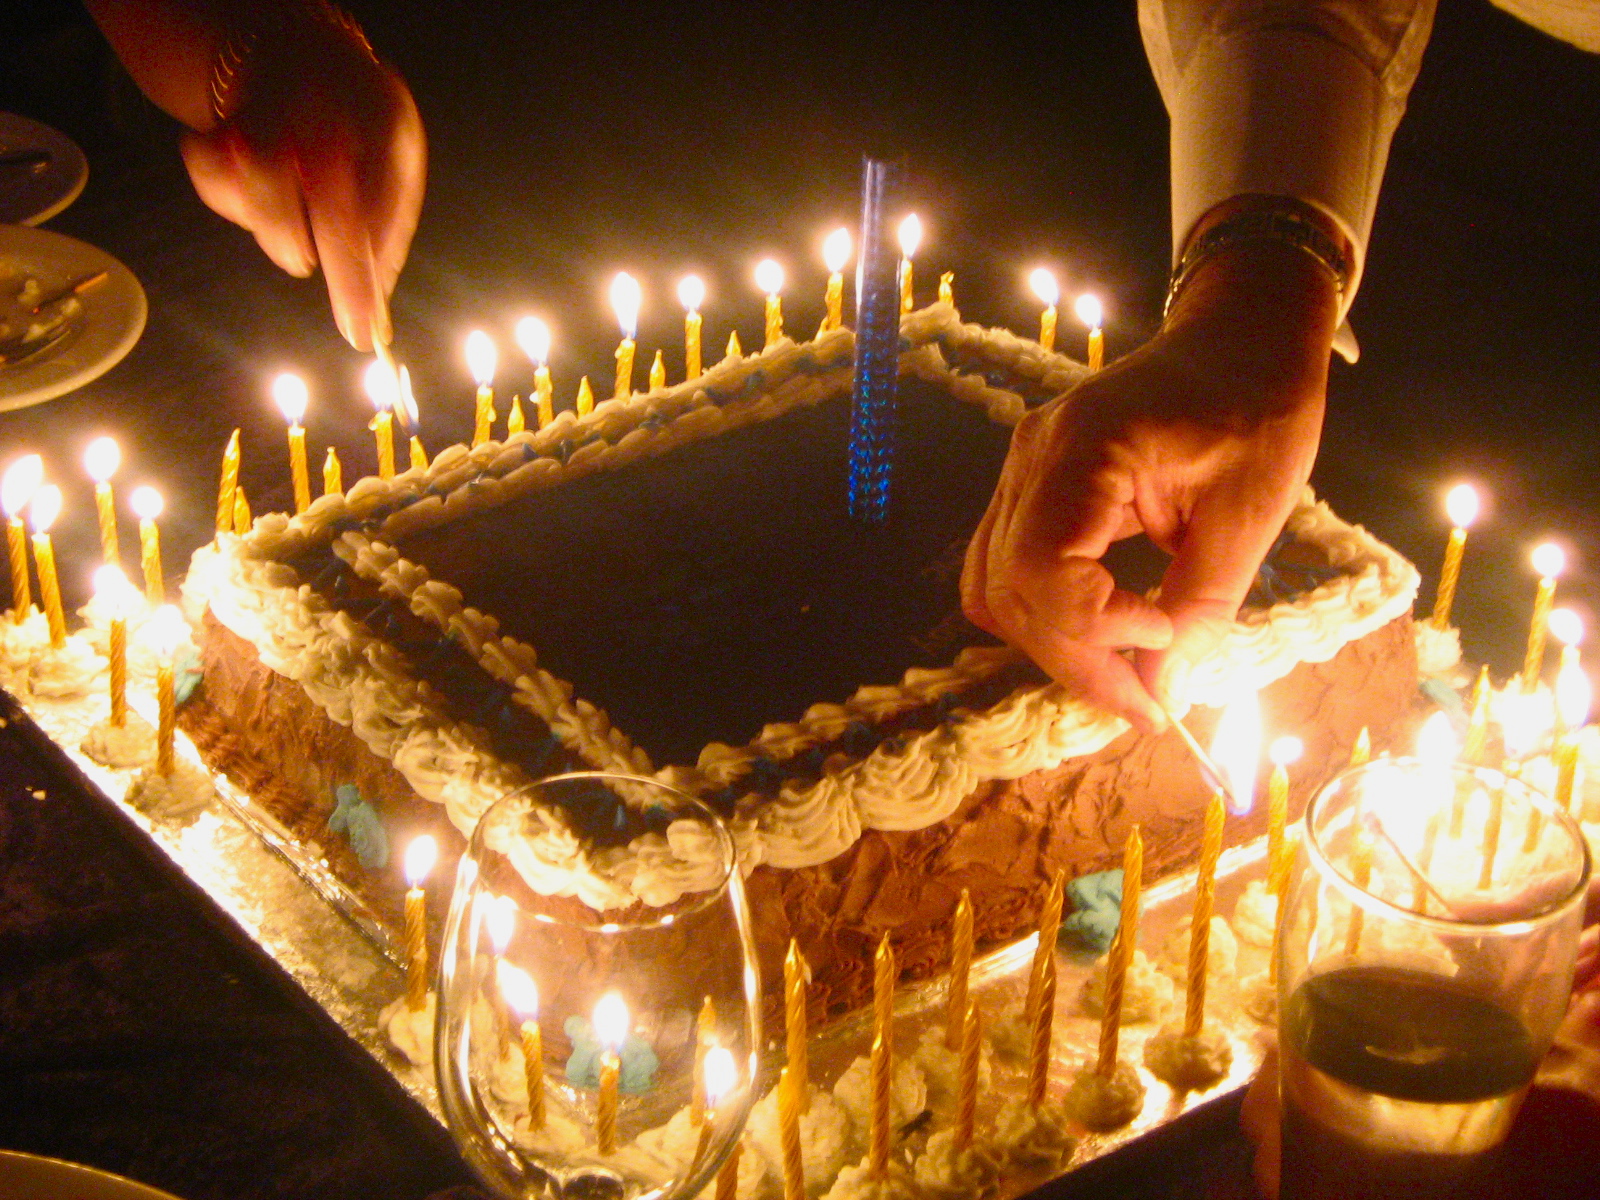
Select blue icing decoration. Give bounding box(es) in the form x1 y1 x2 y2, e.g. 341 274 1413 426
1061 869 1133 954
173 646 204 706
563 1016 658 1093
327 784 390 870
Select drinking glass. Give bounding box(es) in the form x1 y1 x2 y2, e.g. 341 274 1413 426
1276 757 1591 1200
436 773 761 1199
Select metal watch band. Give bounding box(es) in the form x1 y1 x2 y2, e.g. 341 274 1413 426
1163 205 1353 319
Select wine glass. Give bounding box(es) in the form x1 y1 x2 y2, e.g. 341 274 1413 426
436 773 761 1199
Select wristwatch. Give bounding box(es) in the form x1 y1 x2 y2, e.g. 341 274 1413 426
1164 202 1353 319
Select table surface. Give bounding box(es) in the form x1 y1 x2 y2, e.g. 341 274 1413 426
3 1 1600 1197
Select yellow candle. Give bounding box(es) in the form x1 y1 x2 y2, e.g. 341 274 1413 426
403 836 437 1011
409 436 428 472
467 331 498 448
592 991 629 1155
374 410 395 479
535 368 554 427
1480 779 1506 890
129 486 164 605
1024 868 1065 1035
1549 641 1590 820
938 271 955 310
823 274 843 332
1184 793 1226 1036
1027 950 1057 1107
28 486 65 648
1524 543 1566 691
521 1019 545 1130
822 229 850 332
1039 306 1057 352
506 395 525 436
2 454 42 620
1076 294 1105 370
1556 735 1581 813
716 1139 742 1200
784 940 809 1110
953 998 980 1151
1029 269 1059 352
611 272 642 402
1345 828 1372 955
273 373 311 514
873 934 895 1045
363 359 399 479
6 518 30 619
109 613 127 725
677 276 705 379
1349 726 1371 769
575 376 595 419
1087 327 1104 371
691 994 717 1126
497 961 545 1131
1432 484 1480 629
897 214 921 313
648 349 666 391
757 259 785 349
777 1065 804 1200
232 486 251 536
85 437 122 567
1267 736 1303 895
1462 666 1491 775
1096 824 1142 1077
323 448 343 497
869 1028 892 1175
157 659 175 774
515 318 556 428
215 429 241 536
945 889 973 1050
473 387 494 446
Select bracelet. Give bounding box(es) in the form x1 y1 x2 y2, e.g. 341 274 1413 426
1163 203 1352 319
208 1 377 126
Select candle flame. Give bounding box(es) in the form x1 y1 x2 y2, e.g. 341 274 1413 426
1550 607 1584 649
1558 658 1593 731
1211 688 1263 814
148 603 186 658
84 437 121 484
823 227 852 274
703 1044 736 1109
130 485 164 522
486 893 516 955
404 835 438 887
272 372 309 424
1532 541 1567 580
1 454 43 518
1445 483 1480 530
515 316 552 365
593 990 630 1050
466 330 497 386
610 272 642 339
1415 710 1457 767
1268 735 1304 768
677 275 705 313
364 358 399 413
1028 268 1059 307
28 483 61 534
1499 689 1546 761
755 258 784 297
395 366 419 431
497 959 539 1019
1074 292 1104 331
92 564 134 608
898 213 922 259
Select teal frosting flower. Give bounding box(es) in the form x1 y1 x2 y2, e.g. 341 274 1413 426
1061 868 1132 954
173 646 203 705
327 784 389 870
564 1016 658 1093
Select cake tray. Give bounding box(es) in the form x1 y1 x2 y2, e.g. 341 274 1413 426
4 677 1275 1197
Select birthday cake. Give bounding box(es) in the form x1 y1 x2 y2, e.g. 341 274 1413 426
178 304 1421 1020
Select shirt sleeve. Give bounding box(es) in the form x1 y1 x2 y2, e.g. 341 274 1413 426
1140 0 1437 315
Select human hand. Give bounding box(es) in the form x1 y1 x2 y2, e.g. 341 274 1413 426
961 215 1343 729
180 17 425 351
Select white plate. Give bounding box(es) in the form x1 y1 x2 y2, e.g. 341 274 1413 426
0 113 88 226
0 223 146 410
0 1151 186 1200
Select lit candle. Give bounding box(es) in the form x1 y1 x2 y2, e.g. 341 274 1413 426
777 1065 804 1200
130 486 165 605
498 960 545 1131
897 213 921 313
1076 292 1104 371
756 258 785 349
28 485 65 647
691 995 717 1126
323 448 342 497
953 998 981 1151
696 1045 736 1163
1524 542 1567 691
611 272 641 401
409 436 428 472
592 991 629 1155
403 835 437 1012
724 330 742 361
2 454 41 620
871 935 895 1171
506 395 525 436
94 566 131 726
1029 268 1058 352
150 604 183 775
273 373 311 515
648 349 666 391
363 360 398 480
1267 736 1304 895
232 486 251 535
486 892 516 1047
1461 665 1491 775
677 277 705 380
85 436 122 567
1415 712 1456 891
1553 646 1591 815
1432 484 1480 629
945 889 972 1051
938 271 955 310
1095 823 1143 1078
467 330 497 448
873 933 895 1053
215 429 240 537
822 229 851 331
575 376 595 419
515 317 555 428
784 940 809 1111
1186 792 1226 1035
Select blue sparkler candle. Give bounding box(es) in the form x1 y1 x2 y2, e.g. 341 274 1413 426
847 155 906 524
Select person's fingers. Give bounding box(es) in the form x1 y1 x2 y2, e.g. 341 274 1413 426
298 137 380 351
1576 924 1600 992
180 128 317 278
961 483 1007 637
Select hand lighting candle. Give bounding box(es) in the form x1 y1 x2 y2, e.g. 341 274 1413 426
897 213 921 313
1267 736 1304 896
756 259 785 349
515 317 555 428
84 436 122 566
273 373 311 514
129 486 165 605
1432 484 1480 629
363 360 399 480
214 429 240 537
1523 542 1567 692
28 485 65 647
822 228 851 331
94 566 132 726
1076 292 1105 371
323 448 342 497
2 454 41 620
403 835 437 1012
945 889 973 1050
149 604 184 775
677 277 705 380
1029 268 1059 352
467 331 497 447
610 272 642 401
592 991 629 1154
784 940 810 1111
497 960 545 1131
